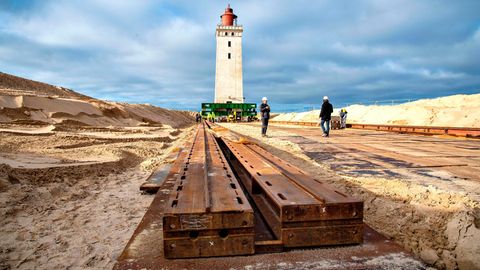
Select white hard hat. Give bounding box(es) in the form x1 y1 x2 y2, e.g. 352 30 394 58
323 96 329 100
262 97 268 101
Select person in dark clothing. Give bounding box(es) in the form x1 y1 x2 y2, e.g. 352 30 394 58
260 96 270 137
195 113 201 122
319 96 333 137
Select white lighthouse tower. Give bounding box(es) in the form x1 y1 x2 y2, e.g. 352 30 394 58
214 5 244 103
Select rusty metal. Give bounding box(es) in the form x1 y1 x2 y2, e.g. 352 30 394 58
348 123 480 138
270 120 480 138
115 224 425 269
162 122 255 258
219 138 364 248
114 121 427 269
140 149 184 193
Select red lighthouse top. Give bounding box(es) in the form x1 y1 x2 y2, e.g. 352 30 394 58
220 4 237 26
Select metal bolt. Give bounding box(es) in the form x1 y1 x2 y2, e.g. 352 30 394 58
288 233 294 239
170 224 176 229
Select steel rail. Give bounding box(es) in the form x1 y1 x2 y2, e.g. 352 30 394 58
162 122 255 258
114 121 424 269
270 120 480 138
220 138 363 248
348 123 480 138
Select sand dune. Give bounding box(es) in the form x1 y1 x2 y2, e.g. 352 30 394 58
0 73 193 129
273 93 480 128
0 94 193 128
0 90 192 128
0 72 196 269
0 72 90 99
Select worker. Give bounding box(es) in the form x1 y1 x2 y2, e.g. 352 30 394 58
319 96 333 137
233 111 237 122
227 108 232 122
260 97 270 137
195 113 201 123
340 108 348 129
211 111 216 123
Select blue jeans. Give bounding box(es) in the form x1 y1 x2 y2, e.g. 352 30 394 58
320 119 330 135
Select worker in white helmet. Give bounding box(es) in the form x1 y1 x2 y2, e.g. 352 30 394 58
319 96 333 137
340 108 348 129
260 97 270 137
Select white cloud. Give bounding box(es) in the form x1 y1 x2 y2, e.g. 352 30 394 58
381 61 465 79
1 0 479 109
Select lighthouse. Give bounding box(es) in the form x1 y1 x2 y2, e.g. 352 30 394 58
214 5 244 103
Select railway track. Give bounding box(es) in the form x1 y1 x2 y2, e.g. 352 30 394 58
270 120 480 138
114 121 424 269
220 138 363 249
348 123 480 138
163 123 255 258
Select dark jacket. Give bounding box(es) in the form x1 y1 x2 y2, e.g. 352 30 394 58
319 101 333 120
260 103 270 119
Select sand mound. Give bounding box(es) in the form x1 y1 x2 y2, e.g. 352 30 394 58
0 72 90 99
0 73 194 128
273 93 480 127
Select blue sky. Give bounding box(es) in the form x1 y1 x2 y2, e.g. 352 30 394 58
1 1 479 111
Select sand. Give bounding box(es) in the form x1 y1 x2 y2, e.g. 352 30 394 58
273 93 480 127
2 72 478 269
0 93 193 128
0 123 195 269
0 73 196 269
0 72 90 100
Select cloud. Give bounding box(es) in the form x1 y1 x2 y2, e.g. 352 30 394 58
0 0 479 110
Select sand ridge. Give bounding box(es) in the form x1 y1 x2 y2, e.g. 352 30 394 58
273 93 480 128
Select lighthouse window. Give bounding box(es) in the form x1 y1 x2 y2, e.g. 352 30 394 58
228 53 231 59
225 32 228 36
228 41 231 47
231 32 234 36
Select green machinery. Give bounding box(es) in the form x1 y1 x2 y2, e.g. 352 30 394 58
201 102 257 122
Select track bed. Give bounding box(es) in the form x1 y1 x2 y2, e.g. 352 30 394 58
114 121 426 269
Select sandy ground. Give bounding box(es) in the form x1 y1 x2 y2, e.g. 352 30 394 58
1 73 478 268
218 122 480 270
0 75 197 269
272 93 480 127
0 124 195 269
